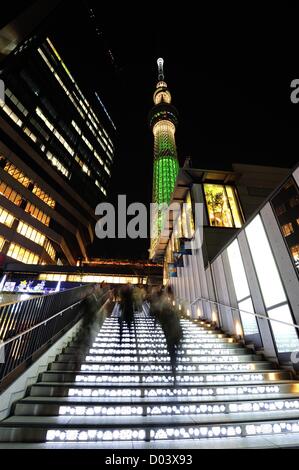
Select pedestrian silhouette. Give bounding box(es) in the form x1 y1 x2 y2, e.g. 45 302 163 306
118 284 135 343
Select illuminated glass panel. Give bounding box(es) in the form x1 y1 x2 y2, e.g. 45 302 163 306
268 304 299 353
245 214 299 352
237 297 260 336
227 239 259 336
226 186 242 228
182 191 195 239
204 184 243 228
227 240 250 301
245 215 286 308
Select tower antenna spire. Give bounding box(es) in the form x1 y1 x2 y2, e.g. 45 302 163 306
157 57 164 81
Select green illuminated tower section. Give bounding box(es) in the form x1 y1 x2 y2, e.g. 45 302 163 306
149 58 179 258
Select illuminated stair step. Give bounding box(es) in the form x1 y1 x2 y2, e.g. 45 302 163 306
13 398 299 417
95 331 225 337
29 381 298 398
57 353 262 363
79 348 247 355
3 418 299 442
93 337 238 347
18 390 299 405
2 310 299 447
4 408 299 428
49 361 274 372
40 371 290 385
43 419 299 441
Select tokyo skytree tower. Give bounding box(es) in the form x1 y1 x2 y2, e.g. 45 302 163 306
149 58 179 258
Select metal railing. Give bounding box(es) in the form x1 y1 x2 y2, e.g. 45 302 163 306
0 283 107 389
178 295 299 331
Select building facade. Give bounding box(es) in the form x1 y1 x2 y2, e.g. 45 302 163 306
161 163 299 369
0 32 115 265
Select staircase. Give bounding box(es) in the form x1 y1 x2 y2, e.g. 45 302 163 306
1 306 299 448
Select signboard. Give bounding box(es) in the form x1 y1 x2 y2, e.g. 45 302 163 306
168 263 177 278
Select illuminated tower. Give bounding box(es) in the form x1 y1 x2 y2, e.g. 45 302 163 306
149 58 179 258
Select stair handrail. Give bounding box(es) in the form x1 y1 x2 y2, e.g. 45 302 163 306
0 288 108 348
178 295 299 331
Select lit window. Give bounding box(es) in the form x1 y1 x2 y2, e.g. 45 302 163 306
44 239 56 260
3 162 31 187
25 202 50 226
281 222 294 237
291 245 299 269
95 180 106 195
32 185 55 208
5 88 28 116
0 207 14 227
37 48 54 72
23 127 37 143
0 236 5 251
82 134 93 151
82 164 91 176
0 102 23 126
7 243 39 264
36 107 54 131
204 184 243 228
46 151 70 178
52 129 74 156
94 151 103 165
17 221 45 246
71 120 81 135
0 181 22 206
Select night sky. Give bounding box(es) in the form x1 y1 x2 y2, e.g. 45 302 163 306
2 2 299 259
